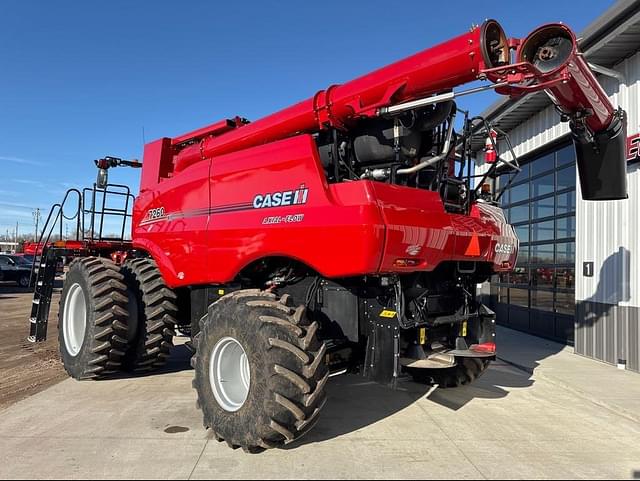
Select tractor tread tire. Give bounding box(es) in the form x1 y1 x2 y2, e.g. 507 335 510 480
58 257 129 380
192 289 328 453
122 258 177 372
408 357 491 388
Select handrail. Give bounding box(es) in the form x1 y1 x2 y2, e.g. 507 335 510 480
28 183 136 284
29 189 82 283
82 183 135 242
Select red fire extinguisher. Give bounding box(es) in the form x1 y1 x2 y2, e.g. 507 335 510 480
484 129 498 164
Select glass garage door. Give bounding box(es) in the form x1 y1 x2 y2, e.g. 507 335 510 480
490 143 576 344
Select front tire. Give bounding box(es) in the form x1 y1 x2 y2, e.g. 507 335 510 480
192 289 329 452
58 257 130 380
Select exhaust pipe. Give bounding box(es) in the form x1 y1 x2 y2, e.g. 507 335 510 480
518 24 627 201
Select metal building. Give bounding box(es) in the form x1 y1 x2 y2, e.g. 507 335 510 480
475 0 640 373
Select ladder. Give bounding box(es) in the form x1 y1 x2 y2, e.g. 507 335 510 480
27 246 60 342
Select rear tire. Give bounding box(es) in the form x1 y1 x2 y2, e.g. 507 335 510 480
408 358 491 388
192 289 328 452
58 257 129 380
121 258 177 372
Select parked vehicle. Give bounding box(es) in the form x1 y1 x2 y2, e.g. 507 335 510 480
0 255 33 287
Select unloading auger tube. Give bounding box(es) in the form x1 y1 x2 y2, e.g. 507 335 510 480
168 20 627 201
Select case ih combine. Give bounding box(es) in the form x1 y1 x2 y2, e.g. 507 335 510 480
27 20 627 452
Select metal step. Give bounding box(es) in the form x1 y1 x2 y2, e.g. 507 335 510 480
400 353 457 369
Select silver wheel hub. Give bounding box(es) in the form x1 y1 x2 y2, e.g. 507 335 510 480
209 337 251 412
63 283 87 357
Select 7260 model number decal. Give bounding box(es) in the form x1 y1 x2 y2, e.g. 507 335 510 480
140 207 167 226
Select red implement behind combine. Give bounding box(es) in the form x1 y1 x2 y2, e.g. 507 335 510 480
28 20 627 452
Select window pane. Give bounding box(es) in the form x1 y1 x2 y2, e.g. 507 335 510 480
498 286 508 303
556 216 575 239
531 289 554 312
510 183 529 205
511 267 529 285
532 153 555 176
531 196 555 219
557 190 576 215
555 291 575 315
531 243 554 264
500 189 509 206
532 220 555 242
556 242 575 264
556 267 575 289
556 144 575 167
510 288 529 308
531 173 555 198
510 204 529 224
515 225 529 244
516 245 529 267
513 162 530 181
556 165 575 191
531 267 554 288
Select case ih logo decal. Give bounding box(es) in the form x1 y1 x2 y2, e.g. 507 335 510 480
627 133 640 163
253 184 308 209
494 243 515 255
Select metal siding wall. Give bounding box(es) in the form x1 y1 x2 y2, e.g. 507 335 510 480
575 52 640 370
578 52 639 308
489 50 640 370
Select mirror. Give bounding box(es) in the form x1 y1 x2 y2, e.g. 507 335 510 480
96 168 109 189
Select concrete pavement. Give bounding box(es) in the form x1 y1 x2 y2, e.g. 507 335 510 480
1 331 640 479
496 326 640 425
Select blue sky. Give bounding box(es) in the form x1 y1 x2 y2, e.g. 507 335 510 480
0 0 614 238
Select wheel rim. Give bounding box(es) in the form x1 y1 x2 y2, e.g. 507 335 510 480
63 283 87 357
19 275 29 287
209 337 251 412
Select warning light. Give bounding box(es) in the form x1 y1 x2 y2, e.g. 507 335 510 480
469 342 496 354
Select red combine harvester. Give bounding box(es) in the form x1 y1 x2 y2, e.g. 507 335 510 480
28 20 627 452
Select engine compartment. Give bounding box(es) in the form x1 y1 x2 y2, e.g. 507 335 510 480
314 100 499 214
